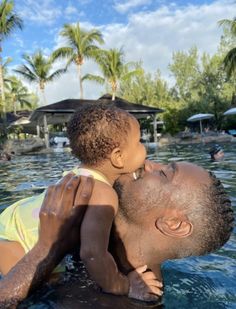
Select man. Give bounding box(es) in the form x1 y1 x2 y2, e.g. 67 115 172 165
209 144 225 161
0 161 234 307
111 160 233 280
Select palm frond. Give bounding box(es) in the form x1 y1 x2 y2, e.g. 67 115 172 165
122 68 142 81
47 68 67 81
14 65 38 82
218 18 236 36
51 47 74 61
82 74 105 84
223 47 236 78
0 0 23 39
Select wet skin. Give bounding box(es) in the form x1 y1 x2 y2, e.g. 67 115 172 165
0 161 213 307
111 161 211 280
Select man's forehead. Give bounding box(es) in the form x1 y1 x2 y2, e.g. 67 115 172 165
173 162 210 185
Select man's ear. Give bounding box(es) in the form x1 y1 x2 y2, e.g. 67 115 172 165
110 147 124 169
155 215 193 238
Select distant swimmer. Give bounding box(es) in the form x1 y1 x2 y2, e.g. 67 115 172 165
209 145 224 161
0 152 11 161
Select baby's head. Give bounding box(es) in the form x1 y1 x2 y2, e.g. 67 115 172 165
67 102 146 171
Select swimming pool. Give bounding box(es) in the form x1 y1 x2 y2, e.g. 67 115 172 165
0 142 235 308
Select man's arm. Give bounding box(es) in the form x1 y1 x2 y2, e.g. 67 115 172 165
0 174 94 308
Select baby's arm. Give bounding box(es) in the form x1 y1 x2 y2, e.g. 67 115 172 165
80 182 163 300
80 183 129 294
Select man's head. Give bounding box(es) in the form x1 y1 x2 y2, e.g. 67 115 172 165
115 161 234 259
209 144 224 161
67 102 145 170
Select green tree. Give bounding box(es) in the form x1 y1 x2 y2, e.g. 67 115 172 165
219 18 236 79
119 63 156 105
52 22 104 99
14 50 66 105
83 48 140 100
169 46 201 103
119 63 182 133
5 76 32 114
185 54 227 129
0 0 23 134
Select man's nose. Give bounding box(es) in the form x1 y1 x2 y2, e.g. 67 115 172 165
144 160 165 172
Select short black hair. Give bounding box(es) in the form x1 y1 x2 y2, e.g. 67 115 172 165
190 171 234 255
115 169 234 257
209 144 223 158
67 102 133 166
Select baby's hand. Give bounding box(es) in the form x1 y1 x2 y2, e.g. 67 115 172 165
127 265 163 302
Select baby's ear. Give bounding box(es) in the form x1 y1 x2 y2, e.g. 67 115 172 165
110 147 124 169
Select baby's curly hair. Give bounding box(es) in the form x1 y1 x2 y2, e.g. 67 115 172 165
67 102 133 166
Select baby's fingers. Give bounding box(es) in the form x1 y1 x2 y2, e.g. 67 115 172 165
141 293 159 302
143 278 163 288
141 271 162 282
145 283 163 296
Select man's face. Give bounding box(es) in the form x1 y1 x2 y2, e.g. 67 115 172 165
214 150 224 161
116 161 211 211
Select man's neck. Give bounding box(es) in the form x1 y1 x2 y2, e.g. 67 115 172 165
110 215 164 280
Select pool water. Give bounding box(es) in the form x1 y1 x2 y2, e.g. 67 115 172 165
0 143 235 309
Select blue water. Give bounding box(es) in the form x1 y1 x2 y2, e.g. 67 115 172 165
0 143 235 309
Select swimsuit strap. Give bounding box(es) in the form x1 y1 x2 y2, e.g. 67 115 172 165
64 167 112 186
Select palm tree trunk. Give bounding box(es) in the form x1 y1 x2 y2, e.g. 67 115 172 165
111 81 117 101
13 100 17 115
0 45 7 137
77 64 83 99
39 81 47 105
41 89 47 105
231 92 236 105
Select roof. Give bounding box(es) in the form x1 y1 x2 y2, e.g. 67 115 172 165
98 94 163 114
0 110 31 126
30 94 163 124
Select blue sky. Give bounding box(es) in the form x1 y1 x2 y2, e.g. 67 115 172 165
3 0 236 104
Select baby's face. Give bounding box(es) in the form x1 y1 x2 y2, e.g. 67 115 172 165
121 117 146 174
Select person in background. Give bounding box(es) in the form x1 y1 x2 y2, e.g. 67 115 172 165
209 145 224 161
0 152 11 161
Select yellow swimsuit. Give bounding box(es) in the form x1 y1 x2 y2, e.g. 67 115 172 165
0 167 110 253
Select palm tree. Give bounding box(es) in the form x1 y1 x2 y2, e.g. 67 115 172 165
0 0 23 134
14 50 66 105
5 76 32 114
219 18 236 79
83 48 141 100
52 22 104 99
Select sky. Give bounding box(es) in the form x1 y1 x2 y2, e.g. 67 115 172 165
3 0 236 105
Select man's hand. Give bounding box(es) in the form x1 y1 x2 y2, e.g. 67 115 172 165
128 265 163 301
38 173 94 254
0 174 94 308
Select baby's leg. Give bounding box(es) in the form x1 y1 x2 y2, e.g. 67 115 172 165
0 240 25 275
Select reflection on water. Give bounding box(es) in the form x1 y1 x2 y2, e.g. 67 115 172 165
1 142 236 309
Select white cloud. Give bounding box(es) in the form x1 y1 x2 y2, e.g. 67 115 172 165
65 4 79 17
102 0 236 82
12 35 24 49
18 0 62 25
13 0 236 104
44 61 104 104
114 0 152 13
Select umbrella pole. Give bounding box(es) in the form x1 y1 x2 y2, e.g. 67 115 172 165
200 119 203 135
